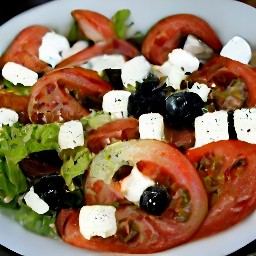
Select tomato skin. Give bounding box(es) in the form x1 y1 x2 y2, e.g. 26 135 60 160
189 55 256 107
72 9 117 42
0 25 51 73
28 67 113 123
87 117 139 154
186 140 256 239
0 91 30 124
141 14 222 65
56 39 139 69
57 139 208 253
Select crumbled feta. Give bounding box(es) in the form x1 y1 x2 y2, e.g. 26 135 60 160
81 54 125 72
220 36 252 64
139 113 165 140
183 34 214 62
0 108 19 128
2 62 38 86
121 55 151 88
194 110 229 147
102 90 131 119
62 40 89 59
121 164 155 205
156 49 200 90
79 205 117 240
58 120 84 149
188 82 211 102
39 31 70 67
234 108 256 144
24 187 49 214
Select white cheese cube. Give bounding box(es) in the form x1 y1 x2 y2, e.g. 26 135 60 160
234 108 256 144
102 90 131 119
58 120 84 149
220 36 252 64
81 54 125 72
24 187 49 214
121 165 155 205
39 31 70 67
0 108 19 128
79 205 117 240
194 110 229 148
62 40 89 59
156 49 200 90
188 82 211 102
121 55 151 88
139 113 164 140
2 62 38 86
183 34 214 62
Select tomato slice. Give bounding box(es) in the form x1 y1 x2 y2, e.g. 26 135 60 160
141 14 222 65
186 140 256 239
189 55 256 107
57 139 208 253
0 25 51 73
87 117 139 154
28 67 113 123
71 9 117 42
56 39 139 69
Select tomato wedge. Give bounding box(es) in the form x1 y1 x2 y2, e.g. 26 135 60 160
186 140 256 239
28 67 112 123
57 139 208 253
142 14 222 65
0 25 51 73
87 117 139 154
189 55 256 107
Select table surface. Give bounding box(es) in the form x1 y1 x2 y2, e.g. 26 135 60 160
0 0 256 255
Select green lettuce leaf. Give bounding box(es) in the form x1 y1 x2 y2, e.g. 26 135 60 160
112 9 131 39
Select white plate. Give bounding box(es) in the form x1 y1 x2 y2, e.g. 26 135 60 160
0 0 256 255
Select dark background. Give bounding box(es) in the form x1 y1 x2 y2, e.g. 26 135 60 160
0 0 256 255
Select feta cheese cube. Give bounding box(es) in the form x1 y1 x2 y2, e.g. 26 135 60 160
0 108 19 128
139 113 164 140
220 36 252 64
234 108 256 144
81 54 125 72
58 120 84 149
183 34 214 62
156 49 200 90
188 82 211 102
2 62 38 86
62 40 89 59
39 31 70 67
102 90 131 119
121 55 151 88
194 110 229 147
79 205 117 240
24 187 49 214
121 164 155 205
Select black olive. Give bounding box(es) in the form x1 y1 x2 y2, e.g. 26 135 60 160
140 185 170 215
33 175 66 210
128 74 167 118
165 91 204 127
104 69 123 90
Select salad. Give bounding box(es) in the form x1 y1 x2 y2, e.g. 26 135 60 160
0 1 256 255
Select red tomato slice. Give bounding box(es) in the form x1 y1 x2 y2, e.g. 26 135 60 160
141 14 222 65
71 9 117 42
28 67 112 123
56 39 139 69
87 117 139 154
186 140 256 239
189 55 256 107
0 25 51 73
57 139 208 253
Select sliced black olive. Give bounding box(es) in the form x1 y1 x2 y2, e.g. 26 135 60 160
140 185 170 216
104 69 123 90
165 91 204 127
33 175 66 211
